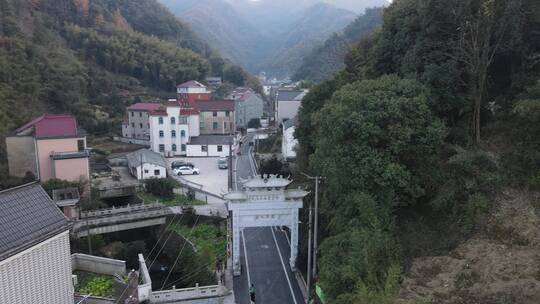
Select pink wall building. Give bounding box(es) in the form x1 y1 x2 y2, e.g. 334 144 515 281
6 114 90 182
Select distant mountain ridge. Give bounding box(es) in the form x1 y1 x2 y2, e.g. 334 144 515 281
293 6 384 83
160 0 370 77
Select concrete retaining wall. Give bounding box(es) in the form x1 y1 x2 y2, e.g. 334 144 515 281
72 253 126 276
113 136 150 146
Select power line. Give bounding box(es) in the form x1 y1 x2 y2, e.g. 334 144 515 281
146 212 184 264
148 214 187 270
160 215 201 290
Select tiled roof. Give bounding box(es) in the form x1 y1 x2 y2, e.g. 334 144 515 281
177 80 206 88
126 149 167 168
188 135 234 145
180 108 200 115
0 183 69 261
16 114 79 138
127 102 162 111
194 100 235 111
227 87 255 101
277 90 306 101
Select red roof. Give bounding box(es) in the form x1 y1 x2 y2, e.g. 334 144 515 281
127 102 162 111
180 108 200 115
177 80 206 88
194 100 235 112
16 114 78 138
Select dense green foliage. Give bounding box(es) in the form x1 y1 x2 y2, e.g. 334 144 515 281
296 0 540 302
144 177 179 198
293 7 383 83
75 271 115 298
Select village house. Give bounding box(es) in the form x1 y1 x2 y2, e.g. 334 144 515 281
126 149 167 180
0 183 73 304
227 87 264 129
6 114 90 182
195 99 236 135
275 89 307 123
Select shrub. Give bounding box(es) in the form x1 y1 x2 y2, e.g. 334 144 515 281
144 177 178 198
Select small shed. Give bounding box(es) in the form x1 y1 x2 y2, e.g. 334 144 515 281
126 149 167 180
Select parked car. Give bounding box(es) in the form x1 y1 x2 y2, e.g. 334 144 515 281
218 158 228 169
174 166 200 175
171 160 194 169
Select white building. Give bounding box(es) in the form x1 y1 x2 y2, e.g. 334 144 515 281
282 119 298 159
186 135 233 157
275 90 307 123
126 149 167 180
148 102 199 157
0 183 73 304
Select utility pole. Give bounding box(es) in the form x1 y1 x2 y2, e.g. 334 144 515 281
140 152 144 180
302 173 324 281
306 199 313 304
228 138 233 190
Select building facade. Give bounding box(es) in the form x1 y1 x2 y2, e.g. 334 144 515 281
148 103 199 157
122 102 162 140
0 183 73 304
195 100 235 135
228 87 264 129
275 90 307 123
6 114 90 182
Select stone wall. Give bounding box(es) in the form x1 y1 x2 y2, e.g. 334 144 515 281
72 253 126 276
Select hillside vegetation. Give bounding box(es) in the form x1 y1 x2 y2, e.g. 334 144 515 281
296 0 540 302
0 0 254 178
293 7 384 83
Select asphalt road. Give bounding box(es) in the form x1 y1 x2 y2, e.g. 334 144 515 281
233 133 305 304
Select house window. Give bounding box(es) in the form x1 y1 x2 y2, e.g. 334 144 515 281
131 123 135 128
171 117 176 124
181 144 186 152
213 111 217 117
158 117 164 124
144 169 149 174
159 144 165 152
131 112 134 117
200 122 205 129
172 144 177 151
201 145 208 152
217 145 223 152
171 130 176 138
139 123 143 128
77 139 85 152
213 122 218 130
159 130 164 137
225 111 230 117
230 122 233 130
181 130 186 137
179 116 188 124
154 169 160 176
139 112 142 117
224 122 228 129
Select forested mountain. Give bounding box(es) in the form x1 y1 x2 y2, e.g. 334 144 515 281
0 0 253 172
296 0 540 302
160 0 363 77
293 7 383 83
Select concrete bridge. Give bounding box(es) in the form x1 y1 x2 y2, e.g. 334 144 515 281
72 203 170 237
72 203 228 238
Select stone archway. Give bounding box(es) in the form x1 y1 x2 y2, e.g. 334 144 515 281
225 175 308 276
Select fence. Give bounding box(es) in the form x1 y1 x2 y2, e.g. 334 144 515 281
150 284 229 303
113 136 150 146
72 253 126 276
80 203 163 218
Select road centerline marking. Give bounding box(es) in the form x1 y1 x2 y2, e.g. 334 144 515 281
241 229 252 302
271 227 298 304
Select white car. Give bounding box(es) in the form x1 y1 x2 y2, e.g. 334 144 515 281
174 166 200 175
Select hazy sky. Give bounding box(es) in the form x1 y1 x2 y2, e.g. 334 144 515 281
241 0 390 13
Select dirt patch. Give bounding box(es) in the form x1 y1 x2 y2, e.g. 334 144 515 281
395 189 540 304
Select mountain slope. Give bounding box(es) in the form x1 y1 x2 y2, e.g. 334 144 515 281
0 0 247 167
159 0 267 71
161 0 357 77
293 7 384 82
259 2 357 78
